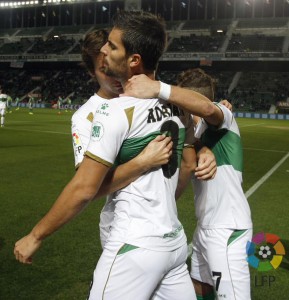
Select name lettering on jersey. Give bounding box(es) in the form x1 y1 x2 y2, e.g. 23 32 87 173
91 121 104 141
95 103 110 117
147 104 184 123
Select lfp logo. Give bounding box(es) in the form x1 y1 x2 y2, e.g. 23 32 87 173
246 232 285 271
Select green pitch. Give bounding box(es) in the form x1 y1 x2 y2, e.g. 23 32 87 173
0 109 288 299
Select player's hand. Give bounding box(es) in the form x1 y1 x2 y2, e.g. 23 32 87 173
14 233 42 264
219 99 232 111
137 135 173 171
195 147 217 180
120 74 160 99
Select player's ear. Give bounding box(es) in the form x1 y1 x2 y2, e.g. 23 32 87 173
129 54 141 68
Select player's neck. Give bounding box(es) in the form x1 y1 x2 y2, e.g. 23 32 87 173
97 88 118 100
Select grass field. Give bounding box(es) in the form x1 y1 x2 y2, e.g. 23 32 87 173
0 108 289 300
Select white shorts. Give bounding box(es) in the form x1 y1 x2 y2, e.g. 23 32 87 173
190 227 252 300
88 241 196 300
0 102 6 115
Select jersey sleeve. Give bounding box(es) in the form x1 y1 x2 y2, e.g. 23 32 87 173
194 102 233 139
85 101 129 167
71 113 87 169
215 103 234 130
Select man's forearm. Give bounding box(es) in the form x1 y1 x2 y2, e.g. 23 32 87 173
95 159 148 199
176 147 196 200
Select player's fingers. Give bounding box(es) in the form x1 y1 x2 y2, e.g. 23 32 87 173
196 167 217 180
166 140 173 151
153 135 166 142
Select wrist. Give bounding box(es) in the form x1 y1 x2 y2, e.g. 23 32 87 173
193 140 204 153
158 81 171 101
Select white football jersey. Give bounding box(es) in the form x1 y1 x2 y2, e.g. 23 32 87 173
0 93 7 109
86 96 194 251
192 103 252 229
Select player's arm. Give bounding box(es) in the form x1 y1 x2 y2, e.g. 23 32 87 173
175 146 197 200
95 134 173 199
14 157 109 264
175 143 216 199
194 140 217 180
121 74 223 126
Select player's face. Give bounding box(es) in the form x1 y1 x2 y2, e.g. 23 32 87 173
100 28 131 83
93 53 123 98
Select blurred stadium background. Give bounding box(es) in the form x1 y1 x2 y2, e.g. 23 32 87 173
0 0 289 115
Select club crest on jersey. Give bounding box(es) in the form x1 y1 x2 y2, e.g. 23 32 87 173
96 103 110 117
91 121 104 141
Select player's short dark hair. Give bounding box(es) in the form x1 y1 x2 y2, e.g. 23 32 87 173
177 68 216 101
112 11 167 72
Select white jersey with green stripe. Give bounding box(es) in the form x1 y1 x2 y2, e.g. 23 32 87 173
86 96 194 251
192 103 252 229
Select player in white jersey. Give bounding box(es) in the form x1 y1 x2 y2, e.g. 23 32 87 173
122 69 253 300
28 95 35 115
74 29 175 248
176 69 252 300
14 12 218 299
0 91 8 127
57 96 63 114
74 29 216 250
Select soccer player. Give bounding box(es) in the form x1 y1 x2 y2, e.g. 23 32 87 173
123 69 253 300
0 90 8 127
15 96 21 110
28 94 35 115
65 97 72 112
6 95 13 114
57 96 63 114
74 29 216 249
14 11 218 299
178 68 253 300
73 29 175 247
